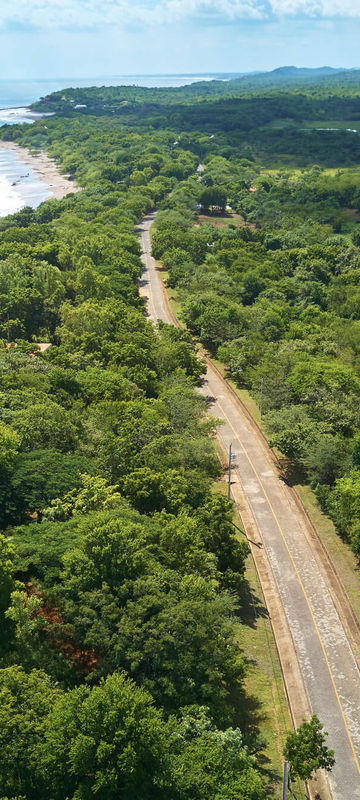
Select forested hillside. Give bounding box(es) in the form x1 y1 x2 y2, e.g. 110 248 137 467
2 71 360 798
29 70 360 167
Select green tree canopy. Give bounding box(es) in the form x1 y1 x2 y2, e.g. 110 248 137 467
284 715 335 781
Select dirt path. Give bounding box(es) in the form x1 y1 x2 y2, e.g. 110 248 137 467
138 213 360 800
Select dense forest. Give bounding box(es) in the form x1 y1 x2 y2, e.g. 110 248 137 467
30 66 360 168
1 69 360 798
0 93 267 800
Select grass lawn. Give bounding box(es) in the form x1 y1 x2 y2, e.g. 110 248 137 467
196 212 252 229
261 165 343 178
303 119 360 131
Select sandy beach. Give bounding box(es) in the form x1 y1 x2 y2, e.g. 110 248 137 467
0 140 80 201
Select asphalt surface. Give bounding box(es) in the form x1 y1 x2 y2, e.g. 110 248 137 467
138 213 360 800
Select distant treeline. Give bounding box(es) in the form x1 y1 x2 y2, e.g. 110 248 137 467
30 78 360 167
32 66 360 111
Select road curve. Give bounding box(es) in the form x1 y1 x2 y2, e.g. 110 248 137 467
138 213 360 800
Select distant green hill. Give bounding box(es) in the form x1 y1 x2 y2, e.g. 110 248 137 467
32 66 360 116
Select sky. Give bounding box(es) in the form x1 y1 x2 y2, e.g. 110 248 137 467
0 0 359 79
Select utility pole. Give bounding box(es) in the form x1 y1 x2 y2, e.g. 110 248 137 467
282 760 288 800
228 444 237 500
260 376 264 416
228 442 232 500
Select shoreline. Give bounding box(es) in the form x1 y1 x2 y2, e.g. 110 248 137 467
0 105 52 119
0 140 80 201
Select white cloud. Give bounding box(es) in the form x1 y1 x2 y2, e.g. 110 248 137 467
270 0 360 16
157 0 266 22
0 0 267 28
1 0 360 31
270 0 321 14
0 0 130 29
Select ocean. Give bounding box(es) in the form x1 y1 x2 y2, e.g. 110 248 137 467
0 148 51 217
0 73 237 217
0 73 238 111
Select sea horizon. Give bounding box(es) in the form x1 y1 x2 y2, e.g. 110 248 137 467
0 73 239 110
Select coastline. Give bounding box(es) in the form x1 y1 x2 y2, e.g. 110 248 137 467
0 140 80 201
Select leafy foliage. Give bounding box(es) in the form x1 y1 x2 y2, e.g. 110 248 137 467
284 715 335 781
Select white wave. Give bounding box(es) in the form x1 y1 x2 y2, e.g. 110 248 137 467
0 147 51 216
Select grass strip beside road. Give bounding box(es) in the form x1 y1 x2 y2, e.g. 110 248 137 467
295 485 360 625
213 478 307 799
156 267 184 324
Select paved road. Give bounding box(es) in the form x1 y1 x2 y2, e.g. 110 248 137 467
138 213 360 800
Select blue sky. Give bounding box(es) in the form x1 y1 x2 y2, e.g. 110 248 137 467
0 0 359 78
